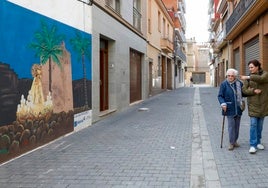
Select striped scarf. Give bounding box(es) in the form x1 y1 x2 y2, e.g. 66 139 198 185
236 80 242 106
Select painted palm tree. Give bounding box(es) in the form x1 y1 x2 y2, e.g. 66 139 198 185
30 21 64 92
70 32 91 108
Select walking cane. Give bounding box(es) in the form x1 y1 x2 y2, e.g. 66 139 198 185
220 112 226 148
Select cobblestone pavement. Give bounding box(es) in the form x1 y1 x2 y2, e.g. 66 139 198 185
1 86 268 188
201 87 268 188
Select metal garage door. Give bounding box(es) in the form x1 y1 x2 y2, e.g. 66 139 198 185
234 48 240 73
244 37 259 75
192 72 205 84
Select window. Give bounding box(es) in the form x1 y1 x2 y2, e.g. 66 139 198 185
148 18 151 33
133 0 141 31
158 55 161 76
167 24 169 39
106 0 120 13
162 18 166 37
158 11 161 32
148 0 152 33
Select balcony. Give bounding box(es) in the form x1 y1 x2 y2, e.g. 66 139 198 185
160 37 173 53
214 29 227 50
178 2 185 13
226 0 256 36
210 17 220 32
175 28 186 43
217 0 228 14
175 47 186 62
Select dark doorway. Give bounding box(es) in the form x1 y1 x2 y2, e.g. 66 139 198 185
130 49 142 103
149 61 153 96
161 55 166 89
99 39 109 111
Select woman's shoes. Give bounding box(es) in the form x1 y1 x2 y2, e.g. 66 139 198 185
248 144 264 154
249 146 257 154
257 144 264 150
229 142 240 151
228 142 264 153
234 142 240 147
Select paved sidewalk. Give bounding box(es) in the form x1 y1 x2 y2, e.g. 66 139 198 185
201 87 268 188
1 86 268 188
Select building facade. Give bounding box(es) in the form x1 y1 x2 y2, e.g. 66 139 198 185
186 38 211 86
163 0 187 88
92 0 148 122
0 0 189 162
209 0 268 86
146 0 174 96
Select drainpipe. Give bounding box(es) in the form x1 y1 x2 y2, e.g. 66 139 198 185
174 49 176 89
173 34 178 89
227 40 231 71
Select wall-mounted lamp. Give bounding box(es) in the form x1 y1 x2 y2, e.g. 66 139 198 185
78 0 93 6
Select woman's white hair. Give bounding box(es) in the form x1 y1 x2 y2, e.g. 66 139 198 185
226 68 238 76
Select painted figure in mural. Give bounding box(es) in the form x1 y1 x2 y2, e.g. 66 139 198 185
30 64 45 107
17 64 53 120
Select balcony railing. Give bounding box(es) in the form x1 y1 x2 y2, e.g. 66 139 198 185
133 7 141 31
213 28 227 50
175 28 186 43
178 2 184 13
226 0 256 34
216 28 226 43
175 47 186 62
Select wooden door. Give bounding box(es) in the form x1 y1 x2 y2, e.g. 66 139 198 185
99 39 109 111
149 62 153 96
161 56 166 89
167 59 172 89
130 49 142 103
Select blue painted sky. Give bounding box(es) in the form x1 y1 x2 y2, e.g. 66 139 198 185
0 1 92 80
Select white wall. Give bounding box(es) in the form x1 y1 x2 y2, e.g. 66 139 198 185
8 0 92 33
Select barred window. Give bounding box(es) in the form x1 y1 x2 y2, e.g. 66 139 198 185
133 0 141 31
106 0 120 13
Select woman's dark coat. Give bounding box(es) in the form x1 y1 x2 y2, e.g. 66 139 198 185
218 79 243 116
242 69 268 118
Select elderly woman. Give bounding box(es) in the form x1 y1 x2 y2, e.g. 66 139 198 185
218 68 244 150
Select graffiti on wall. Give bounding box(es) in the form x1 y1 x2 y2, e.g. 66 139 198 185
0 1 92 163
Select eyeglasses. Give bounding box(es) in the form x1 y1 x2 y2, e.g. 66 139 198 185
227 75 235 77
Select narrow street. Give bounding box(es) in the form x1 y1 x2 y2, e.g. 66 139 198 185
1 86 268 188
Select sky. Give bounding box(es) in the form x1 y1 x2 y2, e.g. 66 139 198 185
185 0 210 43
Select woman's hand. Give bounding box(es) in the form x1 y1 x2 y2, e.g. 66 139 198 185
240 75 250 80
254 89 262 94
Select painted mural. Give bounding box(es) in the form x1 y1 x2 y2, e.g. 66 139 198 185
0 1 92 163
